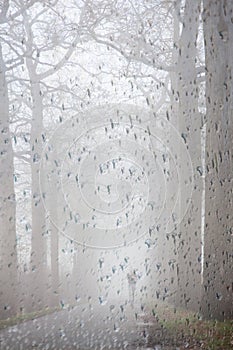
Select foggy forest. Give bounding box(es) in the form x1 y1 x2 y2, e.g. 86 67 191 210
0 0 232 349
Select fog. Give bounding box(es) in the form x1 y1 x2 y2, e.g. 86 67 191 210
0 0 232 349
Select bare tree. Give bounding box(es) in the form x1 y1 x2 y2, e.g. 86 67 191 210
0 0 41 320
20 2 80 310
201 0 233 321
0 41 18 319
174 0 203 312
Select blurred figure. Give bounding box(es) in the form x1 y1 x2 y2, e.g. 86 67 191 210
127 270 138 307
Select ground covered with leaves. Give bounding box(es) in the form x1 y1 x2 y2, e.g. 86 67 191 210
142 303 233 350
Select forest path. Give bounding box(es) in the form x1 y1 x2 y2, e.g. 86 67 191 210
0 300 187 350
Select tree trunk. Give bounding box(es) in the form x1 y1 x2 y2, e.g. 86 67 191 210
0 43 18 319
48 151 60 308
175 0 203 311
21 9 48 312
201 0 233 320
29 80 48 312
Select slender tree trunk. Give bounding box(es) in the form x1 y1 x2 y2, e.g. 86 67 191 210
201 0 233 320
19 80 48 314
163 0 181 305
28 80 48 311
175 0 203 311
48 152 60 307
21 9 48 312
0 44 18 319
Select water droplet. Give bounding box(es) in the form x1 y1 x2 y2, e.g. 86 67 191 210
216 292 223 300
98 296 107 305
33 153 40 162
113 322 119 332
197 166 203 176
99 258 104 268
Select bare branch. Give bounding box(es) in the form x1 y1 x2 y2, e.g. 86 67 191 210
0 0 9 23
37 36 80 80
90 32 175 73
6 57 24 71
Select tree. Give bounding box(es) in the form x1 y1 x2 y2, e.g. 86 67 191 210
174 0 203 312
19 0 111 310
0 0 40 320
0 41 18 319
21 2 79 310
201 0 233 320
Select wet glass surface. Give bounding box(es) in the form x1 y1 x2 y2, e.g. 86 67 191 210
0 0 232 349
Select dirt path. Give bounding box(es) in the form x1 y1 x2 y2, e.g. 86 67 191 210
0 301 180 350
1 301 231 349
